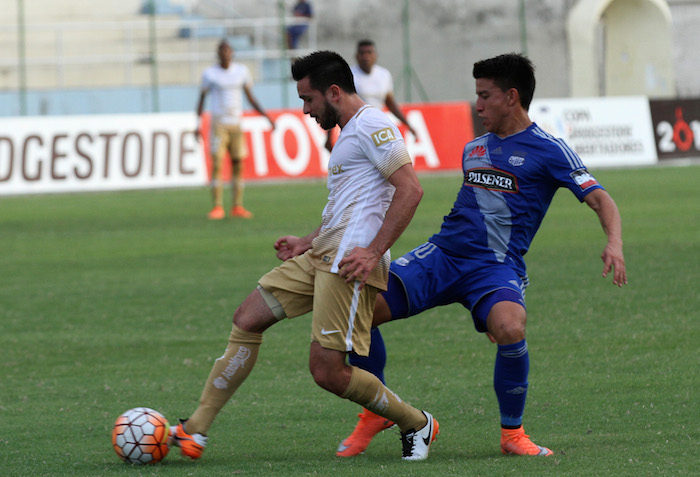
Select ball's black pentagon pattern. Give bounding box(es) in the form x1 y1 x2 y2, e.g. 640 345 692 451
112 407 170 464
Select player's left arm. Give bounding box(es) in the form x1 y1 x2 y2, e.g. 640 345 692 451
338 163 423 289
384 92 417 137
583 188 627 287
243 84 275 129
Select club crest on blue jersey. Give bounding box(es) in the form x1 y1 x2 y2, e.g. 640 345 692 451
465 167 518 193
508 155 526 166
570 169 598 191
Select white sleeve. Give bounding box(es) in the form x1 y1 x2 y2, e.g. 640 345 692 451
357 111 411 178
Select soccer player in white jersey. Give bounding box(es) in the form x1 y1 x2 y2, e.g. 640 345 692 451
352 39 416 136
336 53 627 458
326 40 415 151
196 39 274 220
171 50 439 462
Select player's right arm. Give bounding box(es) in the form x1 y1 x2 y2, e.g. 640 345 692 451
195 90 207 141
274 225 321 261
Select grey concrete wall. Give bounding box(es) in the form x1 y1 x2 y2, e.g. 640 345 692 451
2 0 699 116
270 0 698 102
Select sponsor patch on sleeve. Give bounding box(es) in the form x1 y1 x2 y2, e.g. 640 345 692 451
371 127 398 147
570 168 599 191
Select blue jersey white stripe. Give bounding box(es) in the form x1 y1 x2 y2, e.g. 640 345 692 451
429 122 603 277
531 125 584 169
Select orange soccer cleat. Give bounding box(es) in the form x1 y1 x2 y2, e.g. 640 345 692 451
500 426 553 456
170 420 208 460
336 408 395 457
207 206 225 220
231 205 253 219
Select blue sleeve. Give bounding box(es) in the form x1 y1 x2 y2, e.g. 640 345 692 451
546 140 604 202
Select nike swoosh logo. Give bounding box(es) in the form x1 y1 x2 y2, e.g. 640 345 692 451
320 328 341 335
422 419 433 446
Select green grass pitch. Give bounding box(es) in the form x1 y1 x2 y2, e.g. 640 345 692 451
0 165 698 476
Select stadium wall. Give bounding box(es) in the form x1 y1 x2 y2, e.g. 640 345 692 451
0 83 300 118
2 0 700 115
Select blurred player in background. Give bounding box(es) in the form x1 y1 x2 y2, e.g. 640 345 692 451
326 39 416 151
336 52 627 458
287 0 314 49
196 39 274 220
171 50 439 462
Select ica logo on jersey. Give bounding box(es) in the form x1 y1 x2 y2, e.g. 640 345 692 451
371 127 397 147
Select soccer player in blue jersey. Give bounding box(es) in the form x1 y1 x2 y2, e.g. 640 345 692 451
336 53 627 458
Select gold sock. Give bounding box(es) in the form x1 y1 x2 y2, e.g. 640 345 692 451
211 179 223 208
232 162 244 207
186 324 262 435
341 367 427 433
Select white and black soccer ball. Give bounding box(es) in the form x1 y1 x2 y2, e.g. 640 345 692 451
112 407 170 464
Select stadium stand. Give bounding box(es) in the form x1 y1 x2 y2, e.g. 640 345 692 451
0 0 314 115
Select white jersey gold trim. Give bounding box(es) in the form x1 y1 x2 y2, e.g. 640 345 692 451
309 106 412 290
201 63 253 125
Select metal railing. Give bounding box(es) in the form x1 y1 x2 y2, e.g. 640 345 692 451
0 16 317 91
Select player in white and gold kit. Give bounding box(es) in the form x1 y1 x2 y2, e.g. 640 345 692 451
196 39 274 219
351 39 416 137
171 51 440 462
326 40 416 153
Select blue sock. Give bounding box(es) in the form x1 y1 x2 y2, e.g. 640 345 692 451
348 327 387 384
494 339 529 427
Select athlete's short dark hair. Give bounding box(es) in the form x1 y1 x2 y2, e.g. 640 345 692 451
356 39 375 50
291 50 356 94
473 53 536 110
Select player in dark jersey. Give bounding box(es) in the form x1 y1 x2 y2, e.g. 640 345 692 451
336 52 627 458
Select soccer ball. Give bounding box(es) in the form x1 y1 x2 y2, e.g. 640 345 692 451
112 407 170 464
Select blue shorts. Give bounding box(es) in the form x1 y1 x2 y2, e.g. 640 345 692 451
382 242 528 332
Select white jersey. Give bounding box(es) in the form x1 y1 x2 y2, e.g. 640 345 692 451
309 106 412 290
350 64 394 108
201 63 252 125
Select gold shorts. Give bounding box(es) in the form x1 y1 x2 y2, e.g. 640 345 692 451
211 122 248 168
258 252 378 356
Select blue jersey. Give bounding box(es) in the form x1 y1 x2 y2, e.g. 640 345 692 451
429 122 603 277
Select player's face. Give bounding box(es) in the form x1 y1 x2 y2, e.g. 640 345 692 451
218 43 233 67
475 78 511 136
356 45 377 72
297 77 339 130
